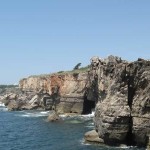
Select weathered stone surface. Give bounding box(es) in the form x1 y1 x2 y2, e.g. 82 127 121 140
7 100 25 111
147 135 150 150
84 130 104 143
19 73 88 97
28 95 39 108
93 57 150 147
18 72 89 113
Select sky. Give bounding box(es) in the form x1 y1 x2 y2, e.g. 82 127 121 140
0 0 150 84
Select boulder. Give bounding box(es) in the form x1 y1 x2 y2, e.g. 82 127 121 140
7 100 24 111
47 111 60 122
84 130 104 143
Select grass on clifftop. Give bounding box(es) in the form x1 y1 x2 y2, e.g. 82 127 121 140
57 65 90 75
29 65 90 78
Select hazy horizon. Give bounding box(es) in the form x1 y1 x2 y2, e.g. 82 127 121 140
0 0 150 84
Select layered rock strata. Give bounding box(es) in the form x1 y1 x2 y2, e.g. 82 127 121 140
0 71 96 113
92 56 150 147
19 73 90 113
0 55 149 148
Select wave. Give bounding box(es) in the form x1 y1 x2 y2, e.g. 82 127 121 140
81 111 95 118
80 139 134 149
80 139 91 146
15 110 95 120
0 102 8 111
16 111 50 118
59 111 95 125
60 111 95 120
0 102 5 107
116 145 137 149
85 125 94 129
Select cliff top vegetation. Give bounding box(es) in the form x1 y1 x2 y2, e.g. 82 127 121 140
28 65 90 78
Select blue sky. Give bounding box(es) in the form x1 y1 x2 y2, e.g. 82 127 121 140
0 0 150 84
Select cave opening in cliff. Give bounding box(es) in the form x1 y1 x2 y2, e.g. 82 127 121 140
82 96 95 114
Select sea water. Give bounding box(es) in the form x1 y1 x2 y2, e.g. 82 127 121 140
0 104 144 150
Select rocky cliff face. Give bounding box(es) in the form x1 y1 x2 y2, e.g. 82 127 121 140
91 56 150 147
1 55 149 148
0 69 97 113
18 71 94 114
20 73 88 97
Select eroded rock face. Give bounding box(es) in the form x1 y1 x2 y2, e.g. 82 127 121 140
1 71 94 113
93 56 150 147
19 73 88 96
18 72 89 113
147 136 150 150
130 60 150 146
1 55 149 147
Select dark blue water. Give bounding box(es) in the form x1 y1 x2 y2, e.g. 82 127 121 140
0 105 145 150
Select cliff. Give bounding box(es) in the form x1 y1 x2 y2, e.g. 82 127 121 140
19 71 91 114
19 72 88 98
0 55 149 148
0 67 97 113
89 56 150 147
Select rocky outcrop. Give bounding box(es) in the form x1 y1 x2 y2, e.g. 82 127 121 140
47 111 60 122
92 56 150 147
19 72 89 113
19 73 88 97
1 71 93 113
1 55 149 148
1 91 38 111
84 130 104 143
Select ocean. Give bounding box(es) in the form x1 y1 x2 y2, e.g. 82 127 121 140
0 104 145 150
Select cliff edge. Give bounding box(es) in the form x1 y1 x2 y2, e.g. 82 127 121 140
89 56 150 147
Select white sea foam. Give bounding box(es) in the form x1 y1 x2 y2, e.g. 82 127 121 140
78 111 95 121
40 111 50 114
85 125 94 129
16 111 50 118
80 139 91 146
17 110 95 119
59 111 95 121
81 111 95 118
0 102 8 111
59 114 67 118
0 102 5 107
117 145 136 149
